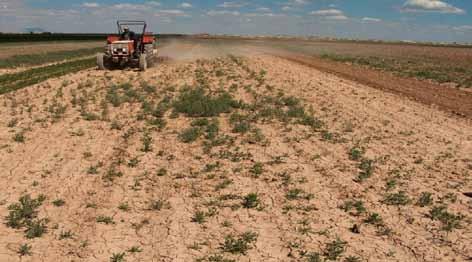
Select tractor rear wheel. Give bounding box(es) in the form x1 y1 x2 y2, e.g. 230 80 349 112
97 53 107 70
139 54 148 71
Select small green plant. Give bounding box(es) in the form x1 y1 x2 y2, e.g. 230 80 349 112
59 230 73 240
118 202 130 211
324 238 347 261
339 200 366 216
383 191 410 206
242 193 260 209
355 159 374 182
305 252 323 262
156 168 167 176
141 132 153 152
52 199 65 207
179 127 201 143
286 188 313 201
110 252 126 262
192 210 207 224
5 194 46 238
25 219 48 239
96 216 114 225
344 256 362 262
13 132 25 143
429 206 463 231
128 246 142 253
249 162 263 177
416 192 433 207
349 146 364 161
18 243 32 256
221 231 258 255
364 213 383 226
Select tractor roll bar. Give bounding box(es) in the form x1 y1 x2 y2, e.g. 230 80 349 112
117 20 147 35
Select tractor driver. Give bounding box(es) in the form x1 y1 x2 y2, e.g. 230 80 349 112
120 26 135 41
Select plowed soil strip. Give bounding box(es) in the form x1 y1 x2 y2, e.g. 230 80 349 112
275 53 472 119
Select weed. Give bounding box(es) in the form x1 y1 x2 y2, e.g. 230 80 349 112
348 146 364 161
249 162 264 177
173 87 239 117
127 246 142 253
355 159 374 182
59 230 73 240
12 132 25 143
52 199 65 207
383 191 411 206
305 252 323 262
221 231 258 254
286 188 313 201
179 127 201 143
25 219 48 239
156 168 167 177
17 243 32 256
128 157 140 167
416 192 433 207
96 216 114 225
339 200 366 216
364 213 383 226
118 202 130 212
110 252 126 262
5 195 45 230
192 210 207 224
429 206 463 231
242 193 260 209
141 132 153 152
324 238 347 261
344 256 362 262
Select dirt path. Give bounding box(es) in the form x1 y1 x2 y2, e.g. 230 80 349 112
0 45 470 261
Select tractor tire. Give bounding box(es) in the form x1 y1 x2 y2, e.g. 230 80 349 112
139 54 148 71
97 53 107 70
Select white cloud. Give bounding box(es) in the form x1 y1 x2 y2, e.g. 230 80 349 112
288 0 309 5
218 2 247 8
281 6 292 11
207 10 240 16
155 9 187 16
362 17 381 22
256 7 271 12
181 3 192 8
310 9 348 20
246 13 286 17
402 0 465 14
453 25 472 31
82 2 99 8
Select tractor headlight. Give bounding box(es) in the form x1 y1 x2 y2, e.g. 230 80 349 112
113 48 118 52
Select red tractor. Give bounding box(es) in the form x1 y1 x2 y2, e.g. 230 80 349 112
97 20 157 71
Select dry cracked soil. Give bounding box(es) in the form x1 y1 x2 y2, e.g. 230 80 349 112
0 42 471 262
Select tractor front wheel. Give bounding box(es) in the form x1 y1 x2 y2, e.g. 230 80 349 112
97 53 107 70
139 54 148 72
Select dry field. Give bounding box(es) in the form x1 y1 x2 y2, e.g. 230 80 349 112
0 41 103 59
0 40 471 262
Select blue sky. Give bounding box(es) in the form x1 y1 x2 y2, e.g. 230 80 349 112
1 0 471 42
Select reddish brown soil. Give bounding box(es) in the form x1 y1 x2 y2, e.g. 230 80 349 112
276 53 472 119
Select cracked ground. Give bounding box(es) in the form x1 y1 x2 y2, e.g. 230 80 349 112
0 43 471 262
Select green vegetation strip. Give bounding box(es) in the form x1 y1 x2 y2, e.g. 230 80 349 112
0 47 102 68
0 57 96 95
